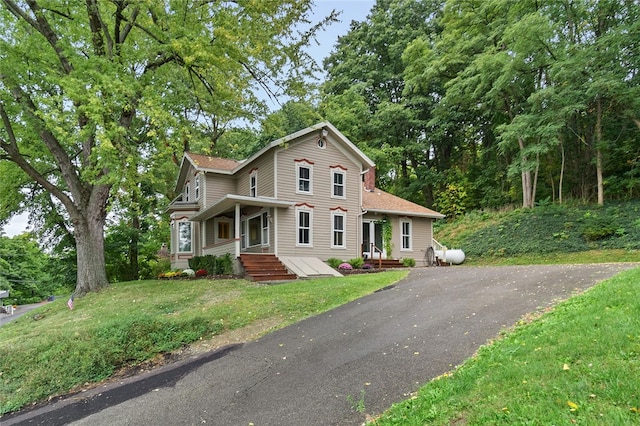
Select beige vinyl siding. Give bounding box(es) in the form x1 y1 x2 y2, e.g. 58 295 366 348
203 173 236 205
235 153 275 197
392 216 433 266
274 134 363 260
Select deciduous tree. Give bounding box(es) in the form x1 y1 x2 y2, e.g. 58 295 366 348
0 0 330 296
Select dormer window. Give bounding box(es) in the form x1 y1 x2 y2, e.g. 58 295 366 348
185 181 190 202
194 175 200 200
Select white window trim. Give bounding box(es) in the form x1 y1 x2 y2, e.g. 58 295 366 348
331 211 346 248
177 220 193 253
185 181 190 202
249 170 258 197
296 206 313 247
401 219 412 251
331 169 346 199
296 162 313 195
194 174 201 200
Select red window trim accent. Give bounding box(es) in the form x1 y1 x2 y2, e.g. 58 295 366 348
329 165 348 171
294 159 314 164
295 202 315 209
330 206 348 212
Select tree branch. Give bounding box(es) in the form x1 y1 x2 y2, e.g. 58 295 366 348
0 102 75 210
2 0 74 74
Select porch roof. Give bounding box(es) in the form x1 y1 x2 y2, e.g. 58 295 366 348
363 186 445 219
190 194 294 221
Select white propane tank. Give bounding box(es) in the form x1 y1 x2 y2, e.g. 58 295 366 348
434 249 466 265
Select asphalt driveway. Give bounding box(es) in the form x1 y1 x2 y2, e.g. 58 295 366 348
4 263 637 425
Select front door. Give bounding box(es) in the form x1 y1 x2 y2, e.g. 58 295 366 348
362 221 385 259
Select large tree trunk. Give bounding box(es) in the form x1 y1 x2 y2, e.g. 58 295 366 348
71 186 110 296
74 218 109 296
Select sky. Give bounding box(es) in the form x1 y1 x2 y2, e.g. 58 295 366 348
0 0 375 238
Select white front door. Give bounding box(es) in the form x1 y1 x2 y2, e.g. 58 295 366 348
362 221 386 259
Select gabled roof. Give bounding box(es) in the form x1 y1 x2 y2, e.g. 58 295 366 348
175 153 243 192
235 121 375 173
174 122 374 192
363 186 445 219
187 153 241 171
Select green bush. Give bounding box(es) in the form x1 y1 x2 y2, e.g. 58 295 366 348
327 258 343 269
188 253 234 275
401 258 416 267
348 258 364 269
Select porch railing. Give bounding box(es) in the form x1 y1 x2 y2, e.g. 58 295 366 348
362 243 383 269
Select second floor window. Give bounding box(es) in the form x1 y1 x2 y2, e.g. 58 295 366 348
250 170 257 197
332 170 345 198
185 182 190 202
194 175 200 200
297 163 312 194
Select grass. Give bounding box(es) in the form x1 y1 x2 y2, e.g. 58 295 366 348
371 266 640 425
0 271 408 415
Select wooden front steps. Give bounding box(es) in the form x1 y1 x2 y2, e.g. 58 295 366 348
239 254 298 282
366 259 405 269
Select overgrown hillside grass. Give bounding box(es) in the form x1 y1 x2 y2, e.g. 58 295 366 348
373 266 640 425
435 200 640 263
0 271 407 415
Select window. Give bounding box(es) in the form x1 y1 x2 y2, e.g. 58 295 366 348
185 182 190 202
296 163 312 194
249 170 257 197
217 221 230 239
401 220 412 250
296 207 312 246
262 212 269 245
332 212 346 248
194 175 200 200
178 221 192 252
332 169 346 198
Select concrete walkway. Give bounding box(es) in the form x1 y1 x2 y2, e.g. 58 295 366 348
3 263 637 425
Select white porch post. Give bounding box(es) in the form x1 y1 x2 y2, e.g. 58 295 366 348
234 202 241 258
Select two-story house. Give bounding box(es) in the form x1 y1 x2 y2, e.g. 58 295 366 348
166 122 444 279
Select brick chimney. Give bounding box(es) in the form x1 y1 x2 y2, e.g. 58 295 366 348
364 167 376 191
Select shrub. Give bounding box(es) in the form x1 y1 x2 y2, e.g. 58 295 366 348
401 258 416 267
338 262 353 270
195 269 208 277
188 253 234 276
362 263 373 269
348 258 364 269
216 253 234 275
327 258 343 269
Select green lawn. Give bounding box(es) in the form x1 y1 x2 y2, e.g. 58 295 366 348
372 266 640 425
0 271 408 415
